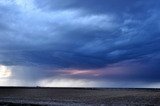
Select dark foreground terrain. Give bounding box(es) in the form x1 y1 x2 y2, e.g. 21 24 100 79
0 87 160 106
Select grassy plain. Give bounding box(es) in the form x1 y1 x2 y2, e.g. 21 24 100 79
0 87 159 106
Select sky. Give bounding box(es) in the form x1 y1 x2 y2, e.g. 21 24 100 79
0 0 160 88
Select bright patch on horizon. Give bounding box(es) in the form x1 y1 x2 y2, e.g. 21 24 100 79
38 78 100 87
0 65 12 78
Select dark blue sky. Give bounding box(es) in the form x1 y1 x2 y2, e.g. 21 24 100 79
0 0 160 87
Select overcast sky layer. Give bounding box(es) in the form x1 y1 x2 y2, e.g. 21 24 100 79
0 0 160 88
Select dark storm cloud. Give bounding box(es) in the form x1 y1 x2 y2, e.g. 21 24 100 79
0 0 160 86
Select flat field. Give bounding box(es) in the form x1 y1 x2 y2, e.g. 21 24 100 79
0 87 160 106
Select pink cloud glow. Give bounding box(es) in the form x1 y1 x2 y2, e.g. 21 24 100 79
61 69 102 76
